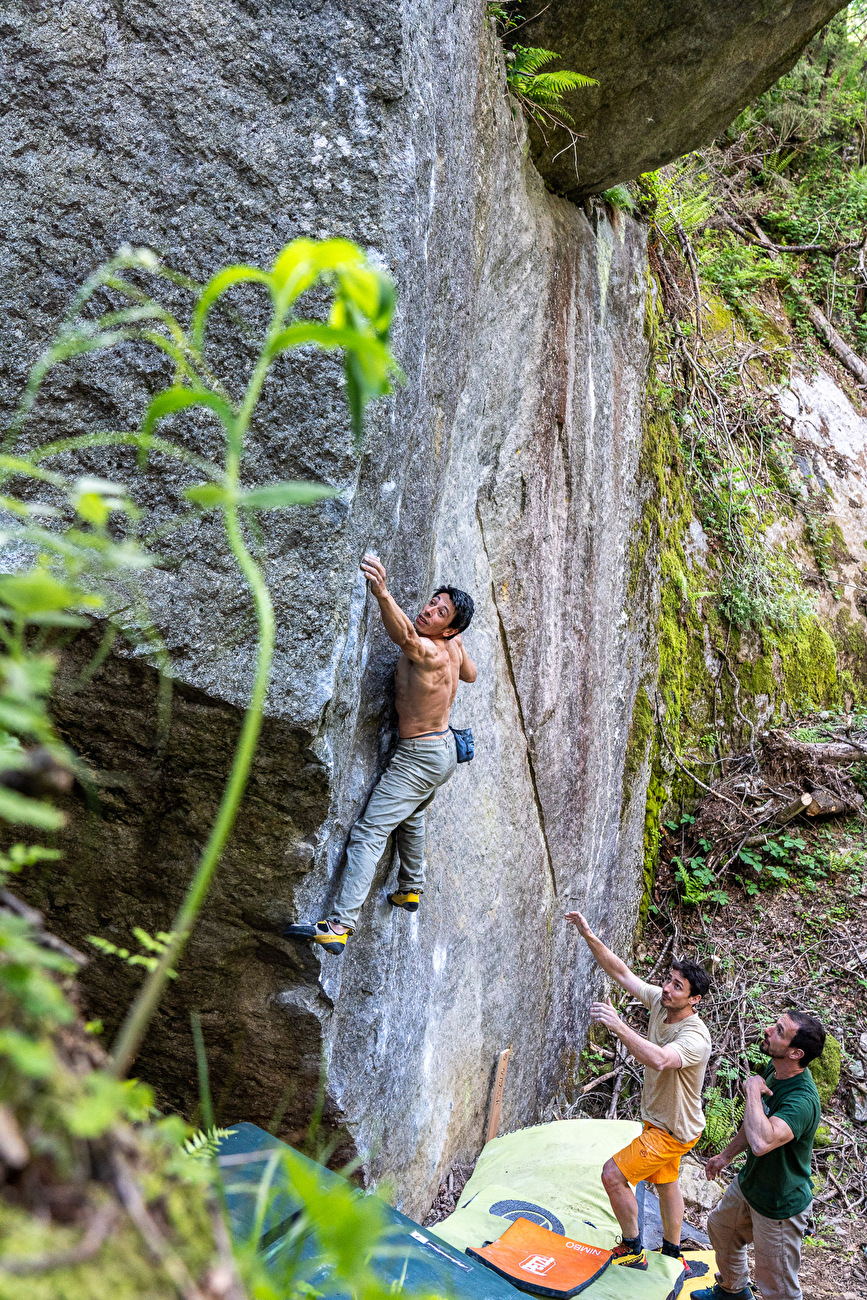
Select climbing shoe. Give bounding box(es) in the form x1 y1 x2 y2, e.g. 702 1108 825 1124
283 920 348 956
691 1286 754 1300
387 890 420 912
610 1240 648 1270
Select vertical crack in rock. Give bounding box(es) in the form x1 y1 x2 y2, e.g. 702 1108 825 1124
476 505 558 898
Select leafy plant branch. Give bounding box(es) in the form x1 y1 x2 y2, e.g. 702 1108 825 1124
0 237 400 1081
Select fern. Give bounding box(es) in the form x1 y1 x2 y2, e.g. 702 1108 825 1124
640 155 718 236
603 184 635 212
182 1126 235 1160
510 44 559 75
700 1087 744 1153
506 45 597 127
88 927 178 978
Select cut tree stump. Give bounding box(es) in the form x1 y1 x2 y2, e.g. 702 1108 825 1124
777 792 815 824
804 786 850 817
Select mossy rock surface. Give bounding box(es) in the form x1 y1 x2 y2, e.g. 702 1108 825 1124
809 1033 842 1108
0 1170 215 1300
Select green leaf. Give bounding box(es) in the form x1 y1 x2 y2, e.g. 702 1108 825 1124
71 476 135 527
239 481 337 510
532 70 598 92
141 387 236 441
270 239 322 302
183 483 232 509
64 1072 132 1138
0 607 92 629
0 787 65 830
0 1029 56 1078
268 322 390 363
191 265 274 348
0 569 101 616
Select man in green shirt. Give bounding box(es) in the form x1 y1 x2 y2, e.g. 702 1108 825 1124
694 1010 825 1300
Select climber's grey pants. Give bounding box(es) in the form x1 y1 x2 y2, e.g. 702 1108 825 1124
330 731 457 929
708 1178 811 1300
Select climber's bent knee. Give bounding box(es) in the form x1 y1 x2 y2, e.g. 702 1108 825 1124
602 1157 628 1192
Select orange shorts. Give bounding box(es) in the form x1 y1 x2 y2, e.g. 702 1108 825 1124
612 1121 698 1186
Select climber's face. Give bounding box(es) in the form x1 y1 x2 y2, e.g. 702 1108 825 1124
415 591 457 639
660 968 699 1012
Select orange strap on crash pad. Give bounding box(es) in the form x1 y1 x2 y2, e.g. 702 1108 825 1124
466 1217 613 1297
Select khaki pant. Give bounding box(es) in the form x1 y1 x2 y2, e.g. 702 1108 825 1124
330 731 457 929
707 1177 811 1300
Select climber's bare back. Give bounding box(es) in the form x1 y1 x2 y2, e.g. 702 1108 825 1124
359 553 477 738
394 636 462 736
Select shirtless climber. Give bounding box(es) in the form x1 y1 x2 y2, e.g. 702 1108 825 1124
285 554 476 956
566 910 712 1275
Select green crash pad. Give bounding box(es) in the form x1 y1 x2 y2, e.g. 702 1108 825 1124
217 1122 523 1299
434 1119 685 1300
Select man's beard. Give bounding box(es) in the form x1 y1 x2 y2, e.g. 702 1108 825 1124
761 1034 786 1059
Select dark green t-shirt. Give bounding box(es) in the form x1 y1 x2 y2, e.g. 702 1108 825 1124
738 1065 821 1220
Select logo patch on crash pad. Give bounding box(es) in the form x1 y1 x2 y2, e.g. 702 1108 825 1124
468 1217 612 1297
489 1200 566 1235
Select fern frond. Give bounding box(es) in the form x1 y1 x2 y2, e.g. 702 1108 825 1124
603 184 635 212
531 71 598 92
507 46 597 122
515 84 576 109
183 1126 236 1160
510 44 559 75
700 1087 745 1153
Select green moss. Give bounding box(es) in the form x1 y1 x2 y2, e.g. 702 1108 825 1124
622 684 654 812
809 1033 842 1109
775 618 840 714
0 1173 214 1300
735 651 775 698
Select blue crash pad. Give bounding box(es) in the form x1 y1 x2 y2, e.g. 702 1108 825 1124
217 1122 523 1299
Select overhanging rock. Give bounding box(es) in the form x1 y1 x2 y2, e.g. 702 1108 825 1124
524 0 850 199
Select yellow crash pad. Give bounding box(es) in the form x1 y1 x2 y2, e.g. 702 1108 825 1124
681 1251 716 1296
435 1120 685 1300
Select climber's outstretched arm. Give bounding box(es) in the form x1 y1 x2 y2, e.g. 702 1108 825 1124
360 554 439 665
564 910 645 998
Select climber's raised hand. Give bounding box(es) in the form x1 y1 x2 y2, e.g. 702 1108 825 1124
361 553 388 597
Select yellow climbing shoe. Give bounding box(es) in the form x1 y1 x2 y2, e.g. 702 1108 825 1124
387 890 420 912
610 1241 648 1270
284 920 348 955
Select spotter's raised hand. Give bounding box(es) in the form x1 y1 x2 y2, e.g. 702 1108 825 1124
565 910 594 940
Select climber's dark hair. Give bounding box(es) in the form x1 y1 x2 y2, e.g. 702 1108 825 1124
671 957 711 1000
434 586 474 634
785 1010 826 1067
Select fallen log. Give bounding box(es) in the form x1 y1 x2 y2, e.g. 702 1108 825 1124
777 791 815 823
804 786 851 817
763 734 867 765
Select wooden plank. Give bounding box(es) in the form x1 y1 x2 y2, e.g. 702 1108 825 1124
485 1047 511 1144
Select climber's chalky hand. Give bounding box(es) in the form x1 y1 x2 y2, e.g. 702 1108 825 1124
590 999 623 1032
361 553 387 597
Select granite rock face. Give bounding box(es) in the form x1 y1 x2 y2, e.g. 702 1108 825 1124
527 0 849 200
0 0 817 1216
